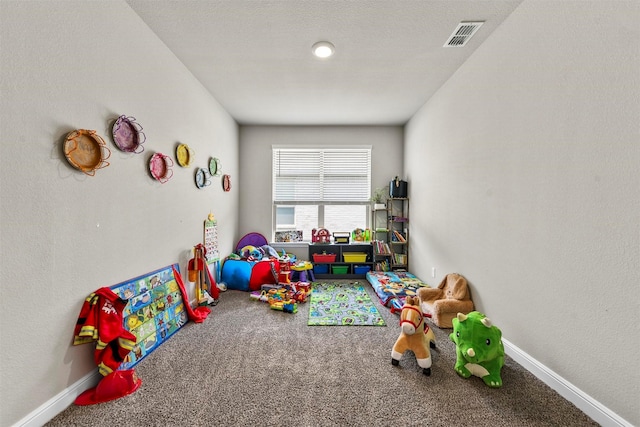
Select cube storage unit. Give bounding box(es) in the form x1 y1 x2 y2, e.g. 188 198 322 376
309 243 373 279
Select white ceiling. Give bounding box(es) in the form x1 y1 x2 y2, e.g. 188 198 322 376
126 0 523 125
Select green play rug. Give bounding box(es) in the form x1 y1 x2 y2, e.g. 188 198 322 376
308 282 386 326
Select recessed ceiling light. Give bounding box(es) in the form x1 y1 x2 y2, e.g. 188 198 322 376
312 41 335 58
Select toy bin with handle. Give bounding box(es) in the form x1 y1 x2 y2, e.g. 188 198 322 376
331 265 349 275
313 264 329 274
343 252 367 263
313 253 336 263
354 265 371 275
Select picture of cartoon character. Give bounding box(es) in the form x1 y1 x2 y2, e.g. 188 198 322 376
133 345 143 360
122 287 135 300
126 314 143 331
157 318 167 339
149 275 161 288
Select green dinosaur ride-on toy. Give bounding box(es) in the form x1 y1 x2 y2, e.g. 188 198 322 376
450 311 504 388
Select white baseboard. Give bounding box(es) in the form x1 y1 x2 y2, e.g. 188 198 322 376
13 370 100 427
502 338 632 427
14 341 632 427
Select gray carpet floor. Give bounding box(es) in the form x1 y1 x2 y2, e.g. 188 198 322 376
47 280 598 427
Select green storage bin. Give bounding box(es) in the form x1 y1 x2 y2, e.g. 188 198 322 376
331 265 349 275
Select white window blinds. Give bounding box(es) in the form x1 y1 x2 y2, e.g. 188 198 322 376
273 147 371 203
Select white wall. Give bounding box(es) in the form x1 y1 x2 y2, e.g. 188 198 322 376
238 125 404 241
405 1 639 425
0 2 239 425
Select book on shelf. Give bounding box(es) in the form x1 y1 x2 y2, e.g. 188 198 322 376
393 253 407 265
375 260 390 272
391 230 406 242
373 240 391 255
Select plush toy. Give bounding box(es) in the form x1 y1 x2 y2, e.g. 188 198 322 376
250 247 265 260
260 245 281 259
240 244 281 261
239 245 257 258
450 311 504 387
391 296 437 375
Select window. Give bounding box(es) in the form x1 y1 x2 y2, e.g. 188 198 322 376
273 146 371 241
275 206 296 229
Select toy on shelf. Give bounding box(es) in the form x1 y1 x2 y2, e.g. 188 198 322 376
450 311 504 388
333 231 350 244
311 228 331 243
391 296 437 376
352 228 371 242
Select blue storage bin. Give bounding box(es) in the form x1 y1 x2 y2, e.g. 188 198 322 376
354 265 371 275
313 264 329 274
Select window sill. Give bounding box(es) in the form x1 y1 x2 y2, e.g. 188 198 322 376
269 241 310 248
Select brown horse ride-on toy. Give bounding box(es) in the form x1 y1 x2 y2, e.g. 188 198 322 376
391 296 437 375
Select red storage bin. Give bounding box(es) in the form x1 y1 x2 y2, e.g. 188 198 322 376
313 253 337 263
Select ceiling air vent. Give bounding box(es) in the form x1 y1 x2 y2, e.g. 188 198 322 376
444 21 484 47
